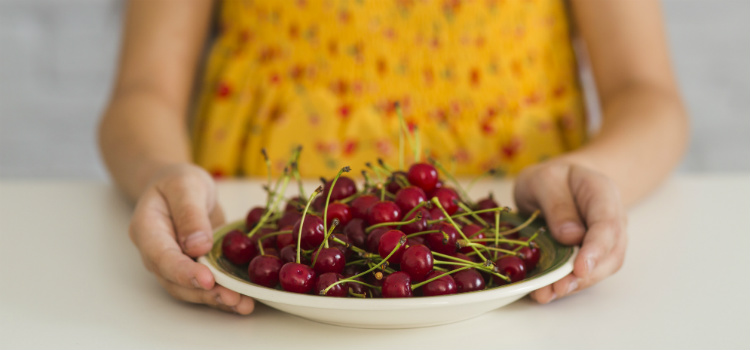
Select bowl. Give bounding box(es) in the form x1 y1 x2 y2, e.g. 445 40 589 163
198 213 577 329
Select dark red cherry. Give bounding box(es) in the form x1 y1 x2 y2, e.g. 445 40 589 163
261 248 279 258
377 230 407 264
386 170 408 194
314 272 347 297
451 252 477 270
498 222 520 240
311 247 346 275
278 210 302 229
382 271 413 298
365 227 389 253
428 207 446 222
346 278 370 297
422 270 457 296
323 176 357 201
279 245 297 264
325 202 352 227
400 208 431 234
251 227 276 251
248 255 283 288
425 222 459 255
275 227 295 250
517 237 541 270
367 201 402 226
431 187 460 215
494 256 526 284
292 215 325 250
407 163 439 193
453 269 486 293
284 196 304 213
342 264 363 278
312 196 326 212
394 186 427 213
459 224 486 254
427 180 444 198
279 262 316 294
407 236 425 247
400 244 434 281
343 218 367 249
476 196 500 221
329 233 351 257
221 230 257 266
350 194 379 220
245 206 266 229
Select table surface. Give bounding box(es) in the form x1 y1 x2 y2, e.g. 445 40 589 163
1 174 749 349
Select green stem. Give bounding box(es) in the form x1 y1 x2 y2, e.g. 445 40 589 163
322 236 406 295
399 200 432 227
247 169 290 238
323 166 351 238
405 229 442 238
456 201 488 227
428 158 472 205
297 187 323 264
365 212 423 233
412 266 473 290
431 197 489 262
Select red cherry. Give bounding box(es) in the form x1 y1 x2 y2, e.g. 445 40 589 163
400 208 431 234
394 186 427 213
343 218 367 249
427 180 444 198
292 215 325 250
453 269 486 293
367 201 402 226
221 230 257 265
279 262 316 294
517 237 540 270
476 196 499 221
279 245 297 264
311 247 346 274
275 226 295 250
407 163 439 193
325 202 352 227
245 206 266 229
248 255 283 288
365 227 389 253
346 278 370 297
278 210 302 228
323 176 357 201
386 170 408 194
431 187 460 215
314 272 347 297
382 271 413 298
251 227 276 251
400 244 434 281
350 194 379 220
425 222 458 255
498 222 520 240
428 207 445 222
459 224 486 254
261 248 279 258
377 230 407 264
329 233 351 258
422 270 457 296
312 196 326 212
494 256 526 284
451 252 477 270
407 236 425 247
284 197 303 213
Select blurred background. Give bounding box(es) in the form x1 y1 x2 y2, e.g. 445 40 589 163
1 0 748 179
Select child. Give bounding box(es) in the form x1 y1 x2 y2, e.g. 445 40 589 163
99 0 688 315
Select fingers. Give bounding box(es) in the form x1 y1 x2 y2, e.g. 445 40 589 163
156 276 255 315
158 170 217 257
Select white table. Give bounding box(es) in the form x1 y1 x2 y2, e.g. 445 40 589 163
1 175 749 349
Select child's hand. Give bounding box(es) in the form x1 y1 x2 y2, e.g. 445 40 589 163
513 162 628 303
128 164 255 314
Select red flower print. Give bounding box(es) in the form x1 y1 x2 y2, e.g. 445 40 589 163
511 60 523 78
258 46 280 63
524 92 542 106
559 113 576 130
501 138 522 159
443 0 461 14
239 30 253 43
343 139 358 156
552 85 567 98
339 9 351 23
470 67 481 86
338 104 352 119
376 139 394 156
316 142 338 154
289 23 300 39
406 119 418 133
328 39 339 56
538 120 553 132
383 27 396 40
476 35 486 48
290 65 305 81
481 119 495 135
377 58 388 76
210 168 226 179
309 113 320 126
330 79 349 96
454 149 470 163
424 67 434 85
269 73 281 84
216 82 232 98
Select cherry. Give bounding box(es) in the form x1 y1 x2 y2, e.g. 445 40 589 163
365 227 389 253
284 196 304 213
275 227 295 250
407 163 439 193
382 271 413 298
343 218 367 249
323 176 357 201
377 230 407 264
427 180 444 198
248 255 283 288
517 237 540 270
451 253 476 270
330 233 351 258
346 278 370 297
221 230 257 265
365 271 385 298
428 207 445 222
312 196 326 212
292 215 325 250
425 222 459 255
325 202 352 227
367 201 402 226
498 222 520 240
278 210 302 228
245 206 266 229
350 194 379 220
400 208 431 234
311 247 346 274
314 272 347 297
407 236 425 247
342 264 363 277
279 245 297 264
422 270 457 296
251 227 276 251
261 248 280 258
394 186 427 213
386 170 408 194
431 187 460 215
279 262 316 294
493 256 526 284
453 269 485 293
459 224 486 254
476 195 499 221
400 244 433 281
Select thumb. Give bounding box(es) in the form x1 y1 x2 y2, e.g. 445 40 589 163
159 174 217 257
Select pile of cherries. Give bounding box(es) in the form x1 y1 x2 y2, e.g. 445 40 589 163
221 161 543 298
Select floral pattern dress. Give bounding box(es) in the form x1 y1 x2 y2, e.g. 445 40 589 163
192 0 587 178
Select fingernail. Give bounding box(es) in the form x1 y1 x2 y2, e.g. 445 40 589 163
548 293 557 303
191 278 201 289
184 231 210 250
567 279 579 294
586 258 596 274
215 295 223 306
559 222 583 236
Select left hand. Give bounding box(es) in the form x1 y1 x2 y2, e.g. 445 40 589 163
513 162 628 303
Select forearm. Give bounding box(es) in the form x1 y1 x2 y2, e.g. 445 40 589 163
98 88 193 201
558 84 689 207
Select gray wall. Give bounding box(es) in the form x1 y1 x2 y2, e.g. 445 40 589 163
1 0 748 179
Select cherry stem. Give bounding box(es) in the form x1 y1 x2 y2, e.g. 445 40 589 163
456 201 488 227
311 219 339 267
426 206 508 224
361 170 372 191
400 200 432 227
464 243 518 256
430 197 489 262
405 229 444 239
428 158 472 205
366 162 390 182
365 212 422 233
297 186 323 264
412 266 473 290
396 103 413 169
322 236 406 295
247 168 290 238
261 148 272 207
462 238 530 246
377 158 393 172
494 211 500 260
323 166 351 237
330 236 376 258
513 228 543 253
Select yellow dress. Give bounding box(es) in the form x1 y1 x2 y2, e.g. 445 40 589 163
192 0 587 178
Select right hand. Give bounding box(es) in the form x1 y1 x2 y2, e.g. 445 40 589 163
129 164 255 314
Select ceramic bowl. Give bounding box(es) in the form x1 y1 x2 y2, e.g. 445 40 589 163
198 213 577 329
